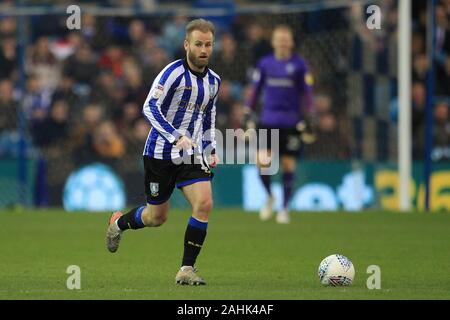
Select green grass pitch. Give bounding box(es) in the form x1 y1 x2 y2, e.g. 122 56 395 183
0 208 449 300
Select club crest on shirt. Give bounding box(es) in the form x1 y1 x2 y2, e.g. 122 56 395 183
151 84 164 99
286 63 295 75
150 182 159 197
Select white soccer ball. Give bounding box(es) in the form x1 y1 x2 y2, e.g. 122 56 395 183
318 254 355 286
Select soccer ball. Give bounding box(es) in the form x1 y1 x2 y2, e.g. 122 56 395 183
318 254 355 286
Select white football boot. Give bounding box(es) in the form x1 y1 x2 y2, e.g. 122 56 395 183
259 196 274 221
276 208 291 224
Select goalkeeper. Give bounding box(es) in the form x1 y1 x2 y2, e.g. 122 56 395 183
244 24 316 224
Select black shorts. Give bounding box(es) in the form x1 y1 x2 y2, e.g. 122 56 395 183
257 125 303 157
144 154 213 205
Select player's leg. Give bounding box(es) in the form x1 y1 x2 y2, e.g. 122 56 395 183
257 148 275 221
175 180 212 285
276 129 301 224
106 202 170 253
175 155 213 285
257 126 275 221
117 201 170 230
276 155 296 224
106 156 175 253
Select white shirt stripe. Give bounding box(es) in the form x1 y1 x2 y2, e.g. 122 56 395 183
142 59 220 160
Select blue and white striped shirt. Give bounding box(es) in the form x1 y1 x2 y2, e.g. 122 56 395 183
142 59 221 160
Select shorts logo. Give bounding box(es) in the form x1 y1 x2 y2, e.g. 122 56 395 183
151 85 164 99
150 182 159 197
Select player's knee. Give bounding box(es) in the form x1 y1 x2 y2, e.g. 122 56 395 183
141 207 168 227
257 153 272 168
151 214 167 227
195 197 213 215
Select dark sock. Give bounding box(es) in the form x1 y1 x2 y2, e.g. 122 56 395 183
283 172 294 209
260 173 272 196
182 217 208 267
117 206 146 230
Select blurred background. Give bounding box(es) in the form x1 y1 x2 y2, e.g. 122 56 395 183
0 0 448 212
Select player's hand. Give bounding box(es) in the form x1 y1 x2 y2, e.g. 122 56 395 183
175 136 197 150
242 106 257 130
296 114 318 144
208 154 219 168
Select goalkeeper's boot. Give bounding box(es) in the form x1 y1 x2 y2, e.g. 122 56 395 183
276 208 291 224
175 266 206 286
106 211 123 253
259 196 274 221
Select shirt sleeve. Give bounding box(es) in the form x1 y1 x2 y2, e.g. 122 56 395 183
298 60 314 114
202 80 220 154
142 63 183 144
246 59 266 111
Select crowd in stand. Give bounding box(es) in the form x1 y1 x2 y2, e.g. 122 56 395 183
0 1 449 205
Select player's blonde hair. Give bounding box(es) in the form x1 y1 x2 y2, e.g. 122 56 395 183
185 18 215 40
272 24 294 37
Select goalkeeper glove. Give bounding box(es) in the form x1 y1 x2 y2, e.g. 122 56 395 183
296 114 318 144
242 106 258 130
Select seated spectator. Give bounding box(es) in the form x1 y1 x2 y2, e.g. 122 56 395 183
33 99 70 148
22 74 52 123
306 111 351 160
26 36 61 91
211 32 249 84
0 36 17 80
63 43 99 87
0 79 19 157
92 120 125 160
432 101 450 162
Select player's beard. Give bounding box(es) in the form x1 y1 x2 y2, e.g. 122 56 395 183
187 49 208 70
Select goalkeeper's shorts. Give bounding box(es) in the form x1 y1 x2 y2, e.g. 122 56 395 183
256 125 302 157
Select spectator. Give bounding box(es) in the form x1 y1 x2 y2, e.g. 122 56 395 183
33 99 70 148
306 111 350 160
71 103 105 165
0 79 19 157
215 80 237 132
211 32 249 84
51 75 82 123
92 120 126 161
22 74 53 123
432 101 450 161
244 22 272 66
0 36 17 80
412 82 427 159
63 43 99 86
127 19 147 56
158 15 187 58
26 36 61 91
98 44 125 77
0 16 16 40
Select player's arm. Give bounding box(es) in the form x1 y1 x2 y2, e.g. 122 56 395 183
243 61 266 129
296 63 317 144
202 81 220 167
142 66 183 144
